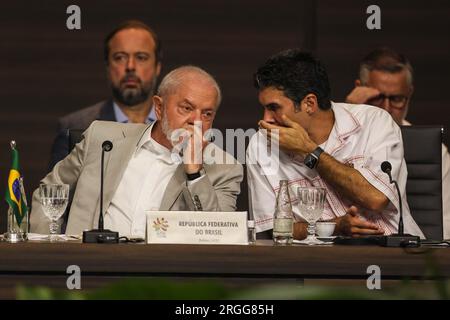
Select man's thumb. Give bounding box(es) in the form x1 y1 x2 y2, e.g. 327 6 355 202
347 205 358 216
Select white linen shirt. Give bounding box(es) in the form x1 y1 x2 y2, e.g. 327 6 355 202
104 122 202 238
247 102 425 238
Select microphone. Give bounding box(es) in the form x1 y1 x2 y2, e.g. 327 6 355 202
83 140 119 243
379 161 420 247
102 140 113 152
380 161 392 178
334 161 420 247
98 141 113 231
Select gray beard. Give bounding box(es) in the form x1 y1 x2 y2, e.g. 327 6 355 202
161 109 174 147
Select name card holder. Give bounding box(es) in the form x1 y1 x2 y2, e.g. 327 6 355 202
146 211 248 245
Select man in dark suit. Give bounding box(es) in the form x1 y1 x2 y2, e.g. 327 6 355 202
49 20 162 169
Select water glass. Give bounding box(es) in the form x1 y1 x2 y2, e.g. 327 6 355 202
39 183 69 241
296 187 326 245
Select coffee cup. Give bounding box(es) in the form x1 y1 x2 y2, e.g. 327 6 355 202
316 222 336 237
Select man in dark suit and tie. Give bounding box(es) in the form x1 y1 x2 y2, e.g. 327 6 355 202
49 20 162 169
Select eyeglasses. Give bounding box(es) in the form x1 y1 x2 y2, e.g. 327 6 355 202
367 94 409 109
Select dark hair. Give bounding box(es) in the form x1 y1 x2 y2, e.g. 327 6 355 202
254 49 331 110
359 47 413 86
103 20 162 65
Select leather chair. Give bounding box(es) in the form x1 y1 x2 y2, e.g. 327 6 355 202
401 125 444 240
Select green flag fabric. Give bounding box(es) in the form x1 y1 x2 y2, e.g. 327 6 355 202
5 146 28 226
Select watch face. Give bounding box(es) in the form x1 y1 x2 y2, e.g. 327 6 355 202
304 154 317 169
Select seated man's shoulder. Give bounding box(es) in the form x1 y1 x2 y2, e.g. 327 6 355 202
79 121 150 150
87 120 148 134
59 100 110 129
335 102 397 128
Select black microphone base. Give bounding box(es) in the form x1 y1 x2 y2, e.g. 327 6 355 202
334 236 383 246
380 234 420 247
82 229 119 243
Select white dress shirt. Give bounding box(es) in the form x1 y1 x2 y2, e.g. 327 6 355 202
247 102 425 238
104 122 180 238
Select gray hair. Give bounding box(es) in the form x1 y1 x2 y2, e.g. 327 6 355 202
157 65 222 109
359 47 414 87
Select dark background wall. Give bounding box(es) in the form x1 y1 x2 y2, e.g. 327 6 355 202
0 0 449 232
317 0 450 139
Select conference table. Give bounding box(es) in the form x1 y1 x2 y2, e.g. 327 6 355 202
1 240 449 299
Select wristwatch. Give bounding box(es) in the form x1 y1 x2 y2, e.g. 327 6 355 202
304 147 324 169
186 168 205 181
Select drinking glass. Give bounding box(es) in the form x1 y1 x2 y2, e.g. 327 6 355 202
39 184 69 242
296 187 326 245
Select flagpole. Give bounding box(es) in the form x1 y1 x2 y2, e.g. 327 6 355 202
5 140 28 242
19 177 29 233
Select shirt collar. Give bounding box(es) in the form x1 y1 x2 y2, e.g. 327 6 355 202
134 121 175 164
330 102 361 141
113 102 156 124
320 102 362 156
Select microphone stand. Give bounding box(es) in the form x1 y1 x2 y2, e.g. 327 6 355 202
83 141 119 243
380 162 420 247
334 161 421 247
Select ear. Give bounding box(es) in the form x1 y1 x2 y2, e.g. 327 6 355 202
153 95 163 120
409 85 414 97
355 79 362 87
301 93 319 114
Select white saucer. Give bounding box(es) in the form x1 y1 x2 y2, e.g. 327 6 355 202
317 236 336 241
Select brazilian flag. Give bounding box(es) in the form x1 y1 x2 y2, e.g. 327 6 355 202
5 144 28 226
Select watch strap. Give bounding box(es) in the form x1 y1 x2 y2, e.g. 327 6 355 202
304 146 324 169
311 146 324 160
186 171 202 181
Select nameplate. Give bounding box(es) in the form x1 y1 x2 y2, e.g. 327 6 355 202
146 211 248 245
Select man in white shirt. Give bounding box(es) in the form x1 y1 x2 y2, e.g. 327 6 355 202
346 47 450 239
31 66 243 237
247 49 424 239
